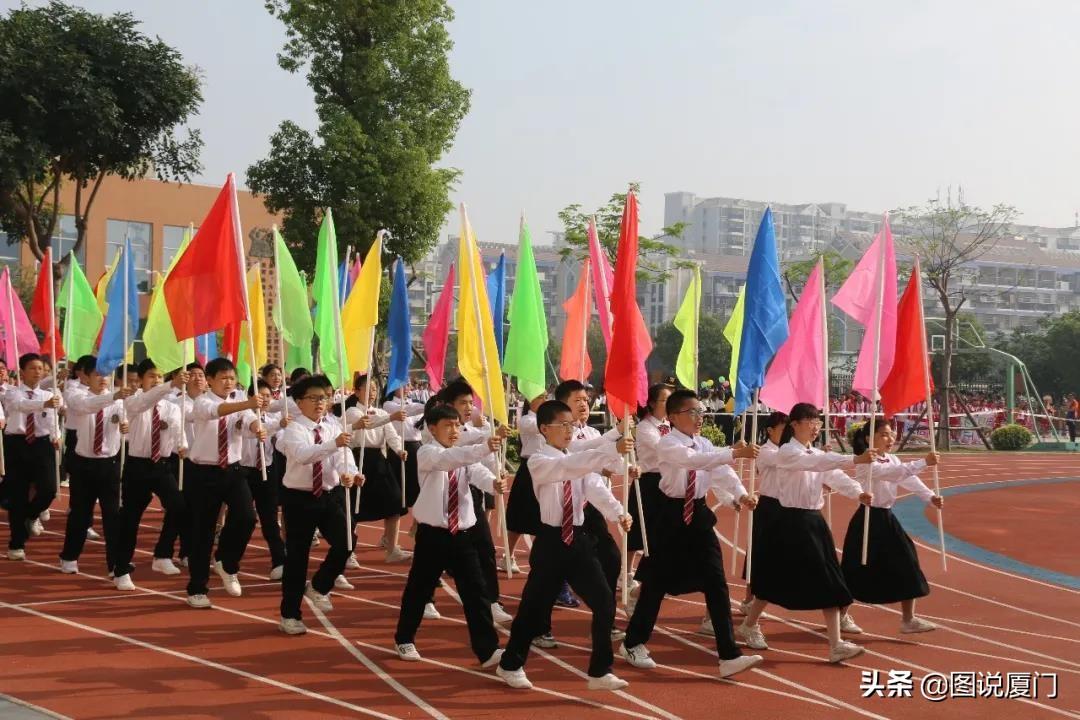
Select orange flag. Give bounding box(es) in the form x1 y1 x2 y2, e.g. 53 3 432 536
29 248 64 360
559 259 593 382
880 264 933 418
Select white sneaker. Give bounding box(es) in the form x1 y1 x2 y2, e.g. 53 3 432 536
152 558 181 576
7 549 26 561
587 673 629 691
423 602 441 620
501 556 521 573
279 617 307 635
900 617 937 634
311 534 320 547
396 642 421 661
60 479 70 488
178 557 189 568
491 602 513 624
719 654 763 678
187 594 212 609
496 666 532 689
385 546 413 564
378 535 390 550
334 575 354 590
305 584 333 612
38 509 50 522
738 600 752 616
619 643 657 669
697 616 714 636
610 627 626 642
481 648 504 668
735 621 769 650
86 527 100 540
345 553 361 570
269 565 284 581
114 573 136 591
828 641 864 663
840 613 863 634
531 633 558 649
214 561 242 597
60 559 78 574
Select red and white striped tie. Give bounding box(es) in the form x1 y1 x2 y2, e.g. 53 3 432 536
683 470 696 526
217 417 228 468
311 427 323 497
150 405 162 462
560 480 574 546
447 469 459 534
659 423 670 436
24 390 35 442
93 409 105 456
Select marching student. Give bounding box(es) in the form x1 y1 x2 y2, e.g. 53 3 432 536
504 390 547 574
3 354 63 561
184 357 267 609
243 379 287 581
739 402 876 662
619 389 762 679
497 399 635 691
59 356 133 575
627 383 674 557
841 419 942 634
394 403 509 666
59 356 89 491
262 363 292 494
276 374 360 636
112 360 189 588
383 385 425 510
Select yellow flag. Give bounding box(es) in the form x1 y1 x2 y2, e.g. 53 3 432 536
723 284 747 395
341 233 383 376
237 265 268 385
456 205 507 425
95 253 120 315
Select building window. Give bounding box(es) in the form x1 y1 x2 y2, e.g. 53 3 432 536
161 225 195 270
0 232 20 267
106 219 152 293
51 215 87 267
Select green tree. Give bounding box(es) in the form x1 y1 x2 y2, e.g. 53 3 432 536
998 311 1080 398
648 314 732 387
930 313 995 387
0 1 203 261
781 250 854 302
248 0 470 272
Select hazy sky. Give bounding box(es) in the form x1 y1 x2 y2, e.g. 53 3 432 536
8 0 1080 245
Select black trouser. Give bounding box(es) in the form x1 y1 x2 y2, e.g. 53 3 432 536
396 523 498 661
280 486 353 620
154 456 189 561
184 463 255 596
61 428 77 482
114 456 187 577
246 466 286 570
60 454 120 569
4 435 58 550
500 526 615 678
584 504 621 598
469 485 500 603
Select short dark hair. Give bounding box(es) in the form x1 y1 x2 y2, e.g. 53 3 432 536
80 356 99 374
136 358 158 376
75 355 97 374
852 416 887 455
424 403 460 427
291 374 333 400
554 380 587 403
536 399 572 426
259 363 281 378
638 382 675 420
353 373 370 392
765 411 789 430
255 378 270 392
205 357 236 378
665 389 698 416
780 402 822 445
289 367 311 384
185 361 204 372
439 377 473 404
18 353 43 370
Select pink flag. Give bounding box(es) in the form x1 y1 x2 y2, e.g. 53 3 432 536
560 260 593 382
831 214 897 399
760 260 825 413
0 266 41 367
349 256 362 289
587 218 615 350
423 263 455 389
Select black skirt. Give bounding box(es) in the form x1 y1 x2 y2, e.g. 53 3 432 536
627 471 661 552
742 494 782 584
633 496 723 596
352 447 404 521
389 440 421 508
841 506 929 604
751 504 853 610
505 459 540 535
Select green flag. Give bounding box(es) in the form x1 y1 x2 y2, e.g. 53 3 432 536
272 227 314 356
502 217 549 401
57 255 104 361
311 210 344 386
723 284 747 396
143 227 196 372
673 264 701 390
285 339 312 374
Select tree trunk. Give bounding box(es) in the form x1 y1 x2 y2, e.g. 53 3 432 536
938 310 955 450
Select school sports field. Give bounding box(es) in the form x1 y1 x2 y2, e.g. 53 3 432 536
0 452 1076 719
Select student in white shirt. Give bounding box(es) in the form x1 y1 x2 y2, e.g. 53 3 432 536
243 379 287 580
383 385 425 511
59 356 90 490
627 383 674 557
841 419 942 634
276 374 360 636
394 403 508 665
183 357 267 609
504 390 548 573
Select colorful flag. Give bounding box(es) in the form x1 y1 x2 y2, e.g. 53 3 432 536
237 265 269 387
195 332 218 365
349 255 362 289
341 232 383 376
735 208 789 415
760 260 826 413
604 190 653 418
559 261 593 382
271 228 314 370
144 226 195 372
673 264 701 390
832 214 897 399
503 217 549 401
587 217 615 349
0 266 41 366
94 253 119 316
723 285 746 396
386 258 412 393
163 174 248 341
422 263 455 389
29 248 64 360
97 239 139 374
456 205 507 425
311 210 345 386
880 262 933 417
57 255 103 361
486 252 507 360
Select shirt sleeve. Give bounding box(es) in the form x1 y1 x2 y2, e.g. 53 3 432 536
191 396 218 421
583 473 626 522
5 387 45 413
708 464 747 499
278 425 341 466
826 469 865 499
529 446 620 487
570 432 614 452
656 438 735 471
897 468 935 502
67 391 118 415
124 383 174 416
776 444 855 472
383 418 403 454
417 442 492 472
465 461 497 495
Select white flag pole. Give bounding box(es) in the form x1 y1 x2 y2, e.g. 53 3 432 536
745 390 761 583
818 258 833 528
45 253 61 491
731 411 746 575
914 256 947 571
861 219 889 566
332 240 353 551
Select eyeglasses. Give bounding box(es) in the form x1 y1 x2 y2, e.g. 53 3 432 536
300 395 329 403
543 421 575 431
672 409 706 418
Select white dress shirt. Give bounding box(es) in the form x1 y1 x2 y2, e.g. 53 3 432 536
124 384 183 459
189 391 258 466
3 383 61 439
856 455 933 508
773 439 863 510
755 440 782 497
656 428 747 502
413 441 496 530
528 440 625 528
344 405 402 456
69 390 125 458
278 414 358 492
383 398 425 442
635 415 667 473
517 414 544 458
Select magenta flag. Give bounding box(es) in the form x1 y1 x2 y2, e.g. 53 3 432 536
587 217 615 350
0 266 41 367
760 260 825 413
423 263 455 389
349 256 362 290
831 214 897 399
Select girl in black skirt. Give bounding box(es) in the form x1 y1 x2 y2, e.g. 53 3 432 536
628 383 673 556
739 402 876 663
842 419 941 634
383 386 425 510
504 390 547 573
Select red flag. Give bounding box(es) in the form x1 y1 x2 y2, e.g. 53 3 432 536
604 190 653 417
163 174 248 341
221 321 241 363
29 248 65 360
422 263 455 388
559 259 593 382
880 265 933 417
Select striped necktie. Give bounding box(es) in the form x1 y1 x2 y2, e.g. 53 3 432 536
150 405 162 462
561 480 574 545
312 427 324 496
24 390 35 442
447 469 459 534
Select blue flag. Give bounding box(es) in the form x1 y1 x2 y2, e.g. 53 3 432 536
338 260 353 304
97 239 140 374
735 208 789 414
196 331 218 363
386 257 412 393
485 252 507 360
